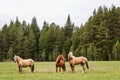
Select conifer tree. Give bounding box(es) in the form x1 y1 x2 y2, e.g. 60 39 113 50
31 17 40 60
112 40 120 60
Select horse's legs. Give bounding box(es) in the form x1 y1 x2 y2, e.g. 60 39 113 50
29 65 34 72
62 65 66 71
29 65 31 72
70 64 74 72
19 66 20 72
19 66 22 73
56 66 58 72
59 67 61 72
81 63 85 73
20 67 22 72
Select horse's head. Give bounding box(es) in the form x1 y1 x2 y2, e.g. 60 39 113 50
14 55 18 63
68 52 73 60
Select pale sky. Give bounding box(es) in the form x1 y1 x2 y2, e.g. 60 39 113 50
0 0 119 29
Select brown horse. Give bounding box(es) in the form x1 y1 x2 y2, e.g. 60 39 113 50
14 55 34 73
56 54 66 72
68 52 89 73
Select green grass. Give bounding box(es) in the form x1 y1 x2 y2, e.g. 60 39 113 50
0 61 120 80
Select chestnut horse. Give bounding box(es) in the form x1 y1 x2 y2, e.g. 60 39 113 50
56 54 66 72
68 52 89 73
14 55 34 73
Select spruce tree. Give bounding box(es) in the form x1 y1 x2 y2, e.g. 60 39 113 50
31 17 40 60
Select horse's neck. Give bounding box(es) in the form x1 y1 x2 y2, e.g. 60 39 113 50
68 55 74 61
17 56 23 62
71 55 75 59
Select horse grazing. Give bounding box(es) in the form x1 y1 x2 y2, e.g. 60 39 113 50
56 54 66 72
14 55 34 73
68 52 89 73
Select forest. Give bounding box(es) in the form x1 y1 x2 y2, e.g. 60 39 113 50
0 5 120 61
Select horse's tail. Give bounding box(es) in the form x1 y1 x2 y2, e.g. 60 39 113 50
86 61 89 69
31 64 34 72
30 59 34 72
85 58 89 69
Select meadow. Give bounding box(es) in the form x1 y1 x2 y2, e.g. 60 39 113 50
0 61 120 80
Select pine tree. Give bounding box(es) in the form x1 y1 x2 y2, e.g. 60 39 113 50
15 17 21 27
39 21 49 61
28 29 36 59
1 24 9 60
31 17 40 60
63 15 74 58
64 15 73 39
22 20 27 28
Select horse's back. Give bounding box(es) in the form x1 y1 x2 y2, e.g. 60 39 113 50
60 60 65 66
22 59 34 66
73 56 87 64
28 59 34 65
28 59 34 63
23 59 34 62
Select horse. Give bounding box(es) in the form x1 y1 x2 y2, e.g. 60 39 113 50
13 55 34 73
56 54 66 72
68 52 89 73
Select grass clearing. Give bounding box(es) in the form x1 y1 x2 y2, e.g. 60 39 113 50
0 61 120 80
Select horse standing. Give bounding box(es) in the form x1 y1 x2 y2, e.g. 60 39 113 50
68 52 89 73
56 54 66 72
14 55 34 73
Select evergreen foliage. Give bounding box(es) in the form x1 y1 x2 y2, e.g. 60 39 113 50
0 5 120 61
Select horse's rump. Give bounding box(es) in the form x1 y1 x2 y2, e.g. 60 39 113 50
59 60 65 66
28 59 34 64
56 60 65 67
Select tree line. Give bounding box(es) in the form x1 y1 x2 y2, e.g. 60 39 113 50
0 5 120 61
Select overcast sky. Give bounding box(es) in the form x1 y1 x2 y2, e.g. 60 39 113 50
0 0 119 29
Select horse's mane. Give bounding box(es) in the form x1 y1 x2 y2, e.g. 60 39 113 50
14 55 23 60
68 52 75 60
68 52 87 60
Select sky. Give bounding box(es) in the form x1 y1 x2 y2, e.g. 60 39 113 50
0 0 120 29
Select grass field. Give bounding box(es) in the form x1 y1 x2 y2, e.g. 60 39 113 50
0 61 120 80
